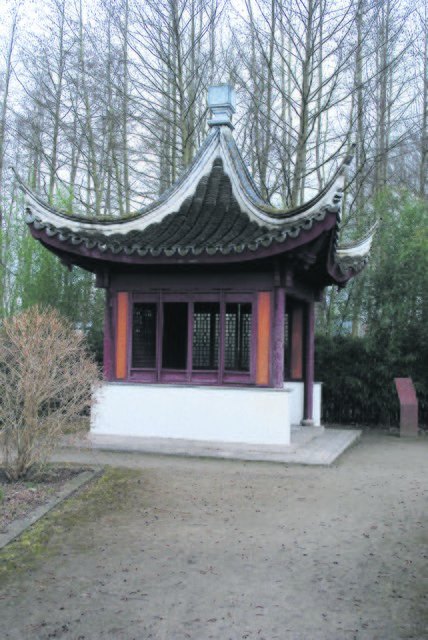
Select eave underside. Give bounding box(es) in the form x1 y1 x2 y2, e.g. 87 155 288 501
34 223 357 289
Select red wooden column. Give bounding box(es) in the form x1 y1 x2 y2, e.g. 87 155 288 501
116 292 129 379
303 299 315 424
256 292 271 385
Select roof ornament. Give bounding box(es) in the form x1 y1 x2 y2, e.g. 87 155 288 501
208 85 236 129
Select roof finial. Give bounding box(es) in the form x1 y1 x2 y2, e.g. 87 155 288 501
208 85 236 129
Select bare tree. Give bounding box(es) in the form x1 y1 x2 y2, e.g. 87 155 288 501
125 0 222 193
0 6 18 226
417 0 428 196
0 305 100 481
0 6 20 319
233 0 359 206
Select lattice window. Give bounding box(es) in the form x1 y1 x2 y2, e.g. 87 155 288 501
192 303 220 370
132 303 157 368
225 303 252 371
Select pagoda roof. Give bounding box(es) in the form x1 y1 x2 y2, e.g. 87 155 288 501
18 120 375 285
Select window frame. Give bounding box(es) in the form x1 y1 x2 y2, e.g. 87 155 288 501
127 291 256 385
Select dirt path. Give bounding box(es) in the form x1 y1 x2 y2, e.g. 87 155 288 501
0 433 427 639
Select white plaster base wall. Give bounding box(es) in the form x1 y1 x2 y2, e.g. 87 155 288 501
313 383 322 427
284 382 304 426
91 383 291 446
283 381 322 426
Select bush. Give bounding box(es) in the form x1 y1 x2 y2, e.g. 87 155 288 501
315 334 396 426
317 191 428 427
315 333 428 427
0 306 100 481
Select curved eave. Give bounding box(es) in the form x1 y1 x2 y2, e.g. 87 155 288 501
216 128 349 226
27 209 339 267
328 220 380 284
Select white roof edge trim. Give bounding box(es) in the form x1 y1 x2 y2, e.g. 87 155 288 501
219 129 345 228
336 220 380 259
25 134 223 237
336 234 373 258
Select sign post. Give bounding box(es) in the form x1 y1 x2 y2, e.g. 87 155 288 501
394 378 418 437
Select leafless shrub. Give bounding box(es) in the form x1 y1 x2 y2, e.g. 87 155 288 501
0 305 100 481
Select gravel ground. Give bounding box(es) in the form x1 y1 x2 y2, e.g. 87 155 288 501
0 432 427 640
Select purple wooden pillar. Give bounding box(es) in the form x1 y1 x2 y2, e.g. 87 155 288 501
272 286 286 388
303 299 315 424
103 289 114 381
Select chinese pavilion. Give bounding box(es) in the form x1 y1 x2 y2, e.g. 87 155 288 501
19 86 375 446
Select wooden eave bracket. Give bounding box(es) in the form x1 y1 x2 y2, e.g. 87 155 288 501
95 270 110 289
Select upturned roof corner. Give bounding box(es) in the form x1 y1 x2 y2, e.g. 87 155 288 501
333 219 381 278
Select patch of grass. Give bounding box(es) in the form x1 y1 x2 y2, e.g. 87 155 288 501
0 467 143 584
0 488 3 503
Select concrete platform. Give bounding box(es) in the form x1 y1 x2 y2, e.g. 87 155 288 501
66 427 361 466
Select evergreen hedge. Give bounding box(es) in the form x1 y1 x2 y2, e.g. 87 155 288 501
315 334 428 428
